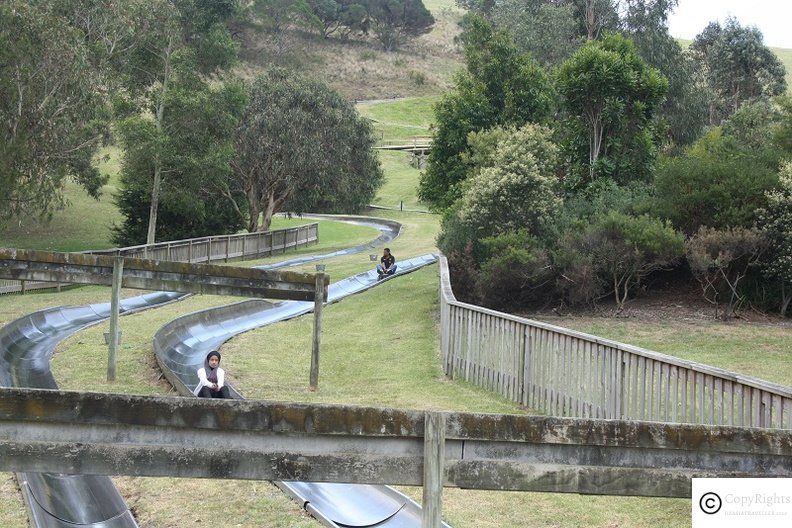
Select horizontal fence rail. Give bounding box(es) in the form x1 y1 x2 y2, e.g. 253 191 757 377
0 249 328 302
438 257 792 430
0 224 318 295
2 388 792 497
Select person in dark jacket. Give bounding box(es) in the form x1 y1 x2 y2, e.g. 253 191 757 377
376 248 397 279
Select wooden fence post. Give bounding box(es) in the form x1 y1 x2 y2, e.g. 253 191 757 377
107 256 124 381
422 411 446 528
310 272 326 391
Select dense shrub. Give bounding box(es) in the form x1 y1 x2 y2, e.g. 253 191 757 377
654 154 777 235
553 212 684 311
758 161 792 316
474 231 554 310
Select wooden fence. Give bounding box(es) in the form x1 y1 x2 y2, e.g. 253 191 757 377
439 256 792 429
0 224 318 295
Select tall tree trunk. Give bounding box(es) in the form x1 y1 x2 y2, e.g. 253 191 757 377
146 35 174 245
584 0 598 40
146 166 161 245
260 192 277 232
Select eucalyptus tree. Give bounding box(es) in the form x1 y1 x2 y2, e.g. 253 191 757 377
114 0 240 244
0 1 109 221
365 0 435 51
618 0 707 146
112 80 247 245
490 0 581 66
690 17 786 125
306 0 368 39
227 68 383 232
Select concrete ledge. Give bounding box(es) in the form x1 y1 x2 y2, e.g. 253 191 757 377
2 388 792 496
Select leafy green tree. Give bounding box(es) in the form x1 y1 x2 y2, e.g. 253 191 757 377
491 0 581 66
227 68 383 232
557 32 668 188
114 0 240 244
249 0 317 47
758 161 792 316
112 81 247 245
619 0 707 146
653 129 779 234
419 14 554 210
455 124 561 240
690 17 786 125
437 123 561 259
571 0 619 40
0 1 109 222
307 0 368 38
771 95 792 154
365 0 434 51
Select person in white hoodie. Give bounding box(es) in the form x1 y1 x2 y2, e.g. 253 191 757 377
194 350 231 398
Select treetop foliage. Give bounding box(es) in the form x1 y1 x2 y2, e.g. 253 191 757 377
229 67 383 232
418 14 554 210
1 1 111 222
556 32 668 188
690 16 787 125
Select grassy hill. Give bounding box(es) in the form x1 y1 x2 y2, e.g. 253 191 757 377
2 8 792 526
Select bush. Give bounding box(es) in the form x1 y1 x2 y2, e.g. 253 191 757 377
552 229 606 309
474 231 554 311
758 160 792 316
686 226 769 318
454 123 562 243
653 130 778 234
553 213 685 312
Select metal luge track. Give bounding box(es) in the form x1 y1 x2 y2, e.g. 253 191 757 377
0 215 446 527
153 254 443 528
0 292 185 527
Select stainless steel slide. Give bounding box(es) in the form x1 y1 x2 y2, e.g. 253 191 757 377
153 254 443 528
0 292 184 527
0 215 447 527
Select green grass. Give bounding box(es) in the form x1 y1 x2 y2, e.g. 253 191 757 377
357 96 438 143
772 46 792 94
530 315 792 388
357 96 437 210
0 145 123 252
0 474 27 528
372 151 427 210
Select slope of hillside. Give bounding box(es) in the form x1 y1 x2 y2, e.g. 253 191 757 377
236 4 463 100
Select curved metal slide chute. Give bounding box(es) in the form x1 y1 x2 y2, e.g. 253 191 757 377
256 214 402 270
0 291 185 527
0 215 443 527
153 254 445 528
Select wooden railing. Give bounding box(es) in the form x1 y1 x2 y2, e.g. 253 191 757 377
439 256 792 429
0 224 318 295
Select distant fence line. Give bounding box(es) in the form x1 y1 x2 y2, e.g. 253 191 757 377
0 224 318 296
438 256 792 430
